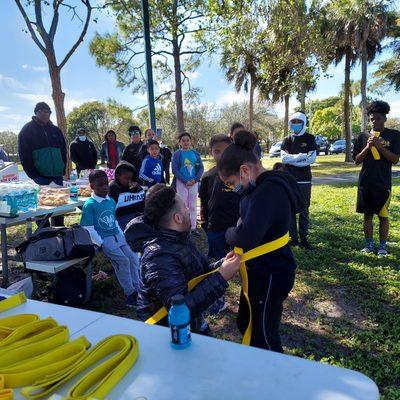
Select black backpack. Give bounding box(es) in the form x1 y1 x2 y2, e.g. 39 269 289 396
16 226 95 262
51 267 87 306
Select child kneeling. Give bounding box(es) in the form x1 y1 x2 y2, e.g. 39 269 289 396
81 169 140 307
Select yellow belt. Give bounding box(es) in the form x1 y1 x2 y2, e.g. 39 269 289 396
0 293 26 313
371 131 381 160
22 334 139 400
146 232 290 346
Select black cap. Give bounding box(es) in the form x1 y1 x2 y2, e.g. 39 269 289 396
34 102 51 113
171 294 185 305
77 128 86 134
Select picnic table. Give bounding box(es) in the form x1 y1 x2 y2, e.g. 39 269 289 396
4 297 379 400
0 199 87 286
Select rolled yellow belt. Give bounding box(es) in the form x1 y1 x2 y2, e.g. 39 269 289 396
22 334 139 400
0 293 26 313
146 232 290 346
371 131 381 160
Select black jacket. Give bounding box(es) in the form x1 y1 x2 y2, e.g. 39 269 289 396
69 137 98 172
199 166 240 231
18 117 66 179
122 141 144 173
125 217 228 332
226 171 304 278
159 145 172 184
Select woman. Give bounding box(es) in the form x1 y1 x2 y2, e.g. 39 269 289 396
217 130 304 352
100 130 125 169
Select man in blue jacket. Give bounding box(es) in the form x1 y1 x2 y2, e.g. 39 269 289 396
18 102 67 186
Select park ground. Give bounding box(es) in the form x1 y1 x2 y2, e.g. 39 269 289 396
5 155 400 399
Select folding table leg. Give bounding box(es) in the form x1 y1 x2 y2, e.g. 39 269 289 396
0 224 8 287
83 258 93 304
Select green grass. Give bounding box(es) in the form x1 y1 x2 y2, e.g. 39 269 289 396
5 160 400 398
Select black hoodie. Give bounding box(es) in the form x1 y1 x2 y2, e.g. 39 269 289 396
69 136 98 173
125 217 228 331
226 170 304 275
122 141 144 173
109 161 145 218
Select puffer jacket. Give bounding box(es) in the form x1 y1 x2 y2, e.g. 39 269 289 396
125 217 228 332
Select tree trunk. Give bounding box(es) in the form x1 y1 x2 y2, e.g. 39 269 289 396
249 76 255 131
283 94 289 138
344 50 352 163
172 37 185 134
48 60 71 177
299 82 306 111
361 40 368 133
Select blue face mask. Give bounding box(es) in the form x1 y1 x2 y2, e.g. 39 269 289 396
78 135 87 141
290 122 304 135
232 175 256 195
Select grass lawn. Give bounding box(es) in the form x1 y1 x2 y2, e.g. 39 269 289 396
4 159 400 399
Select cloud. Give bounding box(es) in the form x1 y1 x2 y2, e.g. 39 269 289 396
0 75 26 90
22 64 47 72
0 106 9 112
216 90 248 106
186 71 199 80
14 93 52 105
1 113 27 122
389 100 400 118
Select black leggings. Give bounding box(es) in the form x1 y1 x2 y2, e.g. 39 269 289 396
237 269 295 353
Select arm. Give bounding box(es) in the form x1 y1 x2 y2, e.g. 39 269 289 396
18 128 39 179
92 145 98 168
139 159 154 183
99 144 106 163
59 130 67 173
144 253 228 318
69 143 79 165
198 175 209 223
194 151 204 182
80 203 103 246
171 150 188 183
374 137 400 164
288 150 317 167
354 135 372 165
281 149 309 165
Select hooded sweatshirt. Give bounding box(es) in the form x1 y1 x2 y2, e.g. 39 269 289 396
122 140 144 173
281 111 317 183
109 161 145 218
226 170 304 276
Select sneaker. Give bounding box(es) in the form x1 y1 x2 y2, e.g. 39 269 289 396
199 316 211 336
377 247 389 258
361 246 374 254
300 239 313 250
207 297 227 315
126 292 138 308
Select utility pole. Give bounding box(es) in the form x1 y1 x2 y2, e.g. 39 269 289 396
141 0 156 131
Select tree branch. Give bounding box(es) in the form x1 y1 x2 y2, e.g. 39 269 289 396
49 0 61 40
59 0 92 69
14 0 46 54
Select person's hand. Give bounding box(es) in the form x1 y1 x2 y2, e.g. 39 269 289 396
367 135 374 149
186 179 195 187
218 252 241 281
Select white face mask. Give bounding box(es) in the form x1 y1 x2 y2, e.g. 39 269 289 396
78 135 87 141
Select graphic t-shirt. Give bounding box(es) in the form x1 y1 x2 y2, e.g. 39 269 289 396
179 150 197 180
109 181 145 217
281 133 317 182
80 196 119 238
353 128 400 190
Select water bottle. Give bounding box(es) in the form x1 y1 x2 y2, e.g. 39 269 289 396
168 294 191 349
70 171 78 201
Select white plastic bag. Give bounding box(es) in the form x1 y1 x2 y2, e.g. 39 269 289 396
0 277 34 298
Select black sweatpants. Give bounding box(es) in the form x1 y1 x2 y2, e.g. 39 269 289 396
290 182 311 242
237 268 295 353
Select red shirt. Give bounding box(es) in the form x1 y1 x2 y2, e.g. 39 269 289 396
108 141 118 169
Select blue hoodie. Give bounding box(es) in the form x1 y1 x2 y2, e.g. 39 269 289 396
139 155 163 187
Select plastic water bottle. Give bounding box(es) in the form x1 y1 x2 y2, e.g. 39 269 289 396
70 171 78 201
168 294 191 349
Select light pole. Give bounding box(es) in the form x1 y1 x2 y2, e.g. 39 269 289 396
141 0 156 132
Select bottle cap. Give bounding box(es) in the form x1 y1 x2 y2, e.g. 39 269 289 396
171 294 185 305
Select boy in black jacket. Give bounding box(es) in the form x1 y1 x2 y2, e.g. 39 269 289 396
109 161 145 230
200 134 240 315
69 128 98 175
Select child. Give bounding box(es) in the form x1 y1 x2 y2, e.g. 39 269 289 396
139 139 164 188
200 134 240 315
109 161 145 230
171 132 204 230
80 170 140 307
353 100 400 257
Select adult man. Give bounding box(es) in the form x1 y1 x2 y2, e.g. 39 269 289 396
69 128 98 175
122 125 144 173
280 111 317 250
125 184 241 333
353 101 400 257
18 102 67 186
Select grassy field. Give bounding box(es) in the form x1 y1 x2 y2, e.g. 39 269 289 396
5 158 400 399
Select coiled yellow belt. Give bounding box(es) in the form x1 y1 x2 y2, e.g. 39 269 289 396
146 232 290 346
371 131 381 160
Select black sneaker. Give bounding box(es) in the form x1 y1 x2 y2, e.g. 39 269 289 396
300 240 313 250
126 292 138 308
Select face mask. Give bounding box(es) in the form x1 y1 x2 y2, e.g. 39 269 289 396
232 175 256 195
78 135 87 141
290 122 304 135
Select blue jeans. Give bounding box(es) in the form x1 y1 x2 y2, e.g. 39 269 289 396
206 230 229 261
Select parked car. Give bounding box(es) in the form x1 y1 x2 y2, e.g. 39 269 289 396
329 139 353 154
315 135 329 155
269 141 282 158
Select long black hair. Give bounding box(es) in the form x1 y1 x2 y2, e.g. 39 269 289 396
217 130 259 178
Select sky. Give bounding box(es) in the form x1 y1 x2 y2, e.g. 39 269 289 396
0 2 399 133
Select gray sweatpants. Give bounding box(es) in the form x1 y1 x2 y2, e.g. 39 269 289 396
102 233 140 296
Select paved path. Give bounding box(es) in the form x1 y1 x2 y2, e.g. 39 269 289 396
313 173 359 185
